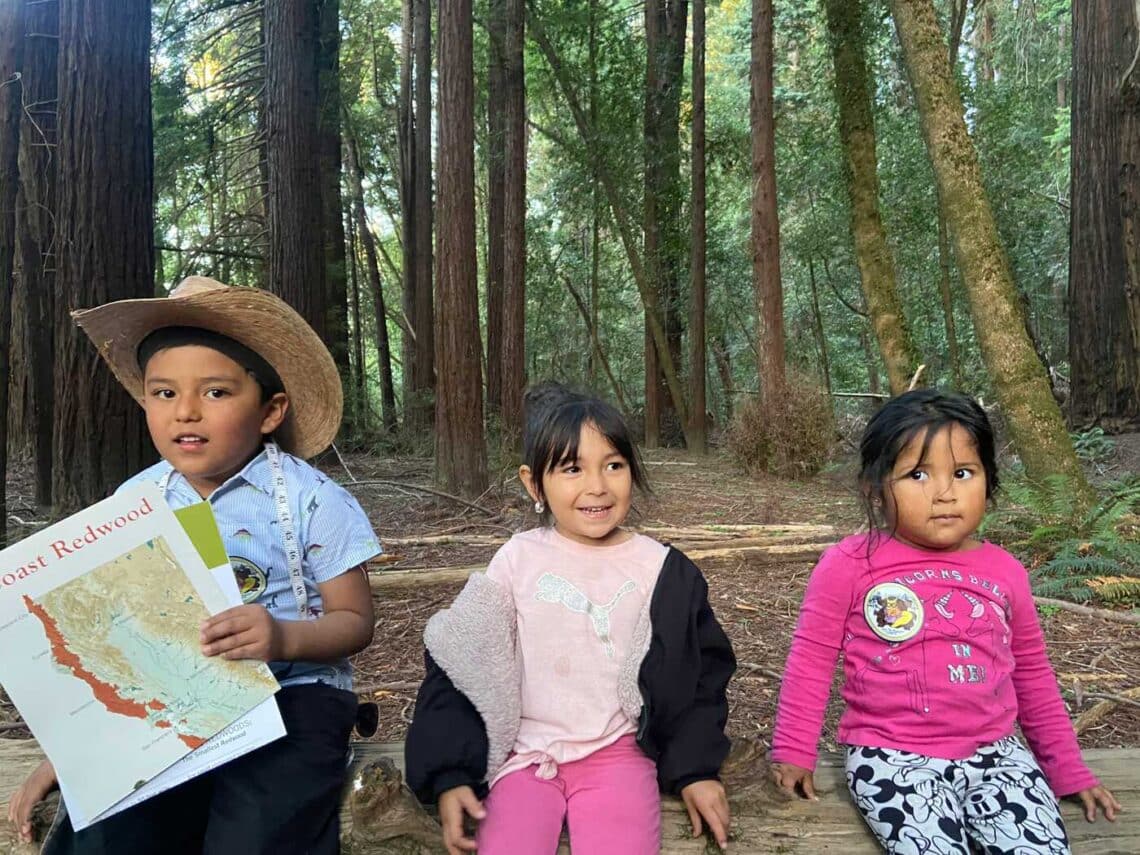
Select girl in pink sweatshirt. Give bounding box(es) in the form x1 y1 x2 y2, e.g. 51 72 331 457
771 390 1120 854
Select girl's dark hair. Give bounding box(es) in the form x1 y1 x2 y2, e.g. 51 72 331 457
522 383 649 518
859 389 998 537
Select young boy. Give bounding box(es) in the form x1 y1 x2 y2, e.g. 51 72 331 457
6 276 382 854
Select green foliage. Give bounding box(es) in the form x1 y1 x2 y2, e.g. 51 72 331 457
984 476 1140 606
1070 427 1116 464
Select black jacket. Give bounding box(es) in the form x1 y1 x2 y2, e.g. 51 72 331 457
405 547 736 802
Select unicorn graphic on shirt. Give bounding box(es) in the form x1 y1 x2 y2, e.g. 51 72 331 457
535 573 637 658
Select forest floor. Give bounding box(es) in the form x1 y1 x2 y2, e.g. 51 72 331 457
2 437 1139 758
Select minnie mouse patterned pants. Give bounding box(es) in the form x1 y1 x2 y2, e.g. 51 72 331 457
844 737 1070 854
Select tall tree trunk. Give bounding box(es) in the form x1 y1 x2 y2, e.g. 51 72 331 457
485 0 506 419
499 0 526 449
345 206 368 429
712 332 733 422
588 0 600 388
688 0 707 453
53 0 153 511
937 0 966 388
806 258 832 394
824 0 920 394
265 0 325 336
318 0 350 389
0 0 24 545
15 0 57 507
435 0 487 496
410 0 435 430
889 0 1094 503
346 134 398 432
975 0 995 83
643 0 688 446
397 0 416 417
1069 0 1140 429
750 0 785 404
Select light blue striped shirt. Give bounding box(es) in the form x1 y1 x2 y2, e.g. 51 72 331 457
119 449 382 690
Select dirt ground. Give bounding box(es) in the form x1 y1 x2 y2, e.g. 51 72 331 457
2 440 1138 758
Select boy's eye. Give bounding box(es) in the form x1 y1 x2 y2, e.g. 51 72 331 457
151 389 175 400
205 388 230 399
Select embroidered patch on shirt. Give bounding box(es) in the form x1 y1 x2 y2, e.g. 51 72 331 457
535 573 637 658
863 582 924 642
231 555 268 604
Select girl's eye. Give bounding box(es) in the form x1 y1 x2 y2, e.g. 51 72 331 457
561 464 580 474
606 461 626 471
908 469 929 481
955 468 974 480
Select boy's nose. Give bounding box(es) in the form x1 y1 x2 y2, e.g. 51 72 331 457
175 399 201 421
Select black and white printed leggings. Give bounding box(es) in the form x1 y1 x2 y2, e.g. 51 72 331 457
844 737 1070 854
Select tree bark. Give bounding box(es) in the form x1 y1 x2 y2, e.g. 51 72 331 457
688 0 707 453
409 0 435 430
396 0 416 415
53 0 153 511
318 0 350 389
889 0 1094 504
499 0 526 449
435 0 488 497
1069 0 1140 429
15 0 57 507
485 0 505 418
806 259 832 394
0 0 24 544
265 0 326 335
824 0 920 394
750 0 785 405
345 206 368 429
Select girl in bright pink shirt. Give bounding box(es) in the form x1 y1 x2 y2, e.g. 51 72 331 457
771 390 1119 854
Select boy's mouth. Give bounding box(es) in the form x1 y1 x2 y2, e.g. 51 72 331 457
173 434 207 448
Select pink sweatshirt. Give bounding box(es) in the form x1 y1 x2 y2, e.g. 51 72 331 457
771 533 1097 796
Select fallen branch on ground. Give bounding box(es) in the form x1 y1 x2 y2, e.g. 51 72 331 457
1075 687 1140 734
1033 596 1140 625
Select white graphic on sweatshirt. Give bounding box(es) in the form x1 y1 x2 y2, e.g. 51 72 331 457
534 573 637 658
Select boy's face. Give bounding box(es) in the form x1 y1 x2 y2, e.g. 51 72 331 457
142 345 288 498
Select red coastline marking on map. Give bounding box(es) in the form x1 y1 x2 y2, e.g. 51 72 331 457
22 594 206 748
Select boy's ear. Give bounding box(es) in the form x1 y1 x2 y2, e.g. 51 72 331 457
518 465 541 503
261 392 289 436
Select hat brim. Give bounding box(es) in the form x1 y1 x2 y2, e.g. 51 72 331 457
72 288 342 459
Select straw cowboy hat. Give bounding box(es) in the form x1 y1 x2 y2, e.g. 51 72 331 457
72 276 342 459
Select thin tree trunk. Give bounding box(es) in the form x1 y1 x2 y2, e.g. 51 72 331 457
435 0 487 496
937 0 966 388
346 134 398 432
588 0 600 388
0 0 24 545
689 0 707 453
975 0 995 83
499 0 526 450
712 333 733 423
396 2 416 412
485 0 505 418
562 274 630 415
824 0 920 394
265 0 325 334
806 258 832 394
750 0 785 405
53 0 153 511
16 0 57 507
345 206 368 429
889 0 1094 504
410 0 435 430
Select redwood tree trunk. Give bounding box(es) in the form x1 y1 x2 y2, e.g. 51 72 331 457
15 0 57 506
485 0 506 418
1069 0 1140 429
397 0 416 414
824 0 921 394
53 0 154 511
265 0 326 337
410 0 435 429
750 0 785 404
688 0 707 453
435 0 487 496
499 0 526 448
889 0 1094 504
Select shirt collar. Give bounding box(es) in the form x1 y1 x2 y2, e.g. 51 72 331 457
164 447 274 500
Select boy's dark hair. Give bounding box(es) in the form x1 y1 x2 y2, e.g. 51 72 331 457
137 326 285 404
522 383 648 517
859 389 998 536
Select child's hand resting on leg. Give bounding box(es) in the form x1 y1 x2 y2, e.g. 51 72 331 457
200 604 283 661
681 779 731 849
438 785 485 855
772 762 819 801
7 759 58 844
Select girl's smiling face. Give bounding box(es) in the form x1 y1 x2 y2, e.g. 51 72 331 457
883 423 988 552
521 422 633 547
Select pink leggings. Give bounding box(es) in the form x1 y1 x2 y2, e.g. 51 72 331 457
476 735 661 855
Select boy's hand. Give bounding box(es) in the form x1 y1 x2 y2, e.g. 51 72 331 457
7 759 57 844
438 785 484 855
680 779 731 850
1074 784 1121 822
772 762 818 801
200 604 282 661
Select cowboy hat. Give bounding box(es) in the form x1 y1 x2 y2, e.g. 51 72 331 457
72 276 342 459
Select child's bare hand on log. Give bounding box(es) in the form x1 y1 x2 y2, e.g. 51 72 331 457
1074 784 1121 822
438 785 484 854
772 762 818 801
681 778 731 849
7 758 57 844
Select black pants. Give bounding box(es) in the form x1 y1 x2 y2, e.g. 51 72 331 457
44 684 358 855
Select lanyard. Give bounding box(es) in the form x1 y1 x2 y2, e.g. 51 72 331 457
157 441 310 620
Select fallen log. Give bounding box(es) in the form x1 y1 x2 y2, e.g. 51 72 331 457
3 739 1138 854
